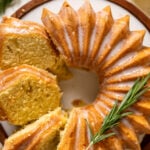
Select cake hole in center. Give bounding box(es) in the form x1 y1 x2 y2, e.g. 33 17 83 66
59 68 99 109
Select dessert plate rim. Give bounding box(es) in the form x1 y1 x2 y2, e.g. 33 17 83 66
0 0 150 149
11 0 150 32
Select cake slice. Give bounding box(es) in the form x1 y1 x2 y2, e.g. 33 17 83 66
3 108 67 150
0 17 71 80
0 65 62 125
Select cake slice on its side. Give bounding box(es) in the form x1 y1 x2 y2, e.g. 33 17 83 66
0 17 72 80
3 108 67 150
0 65 62 125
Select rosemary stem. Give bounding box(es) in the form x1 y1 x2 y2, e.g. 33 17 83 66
86 141 93 150
85 73 150 149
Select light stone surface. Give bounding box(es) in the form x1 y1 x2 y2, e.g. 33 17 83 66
128 0 150 17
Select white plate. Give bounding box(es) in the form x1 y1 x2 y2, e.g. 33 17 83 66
1 0 150 139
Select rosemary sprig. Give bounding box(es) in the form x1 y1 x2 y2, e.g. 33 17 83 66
0 0 13 14
86 73 150 150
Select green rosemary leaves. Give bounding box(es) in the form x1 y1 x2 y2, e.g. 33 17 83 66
0 0 13 14
86 73 150 150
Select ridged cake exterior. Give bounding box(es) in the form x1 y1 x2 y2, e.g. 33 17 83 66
42 1 150 150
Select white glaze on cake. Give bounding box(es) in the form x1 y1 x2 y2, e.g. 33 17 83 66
41 1 150 149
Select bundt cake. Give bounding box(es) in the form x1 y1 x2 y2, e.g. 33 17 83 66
3 108 67 150
0 17 71 80
0 64 62 125
41 1 150 149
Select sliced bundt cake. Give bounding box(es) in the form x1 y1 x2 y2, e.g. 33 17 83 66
3 108 67 150
0 17 71 80
42 1 150 149
0 65 62 125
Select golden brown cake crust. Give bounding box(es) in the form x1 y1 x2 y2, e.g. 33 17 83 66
0 1 150 149
42 1 150 149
